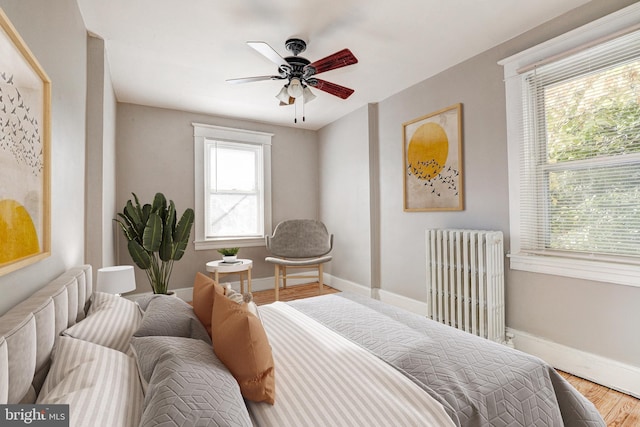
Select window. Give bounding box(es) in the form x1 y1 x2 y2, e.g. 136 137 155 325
500 4 640 287
193 123 272 250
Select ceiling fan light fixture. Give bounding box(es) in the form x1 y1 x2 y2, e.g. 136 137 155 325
303 86 316 104
287 77 304 98
276 86 290 103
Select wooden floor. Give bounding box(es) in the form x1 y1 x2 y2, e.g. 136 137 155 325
252 282 339 305
558 371 640 426
252 283 640 426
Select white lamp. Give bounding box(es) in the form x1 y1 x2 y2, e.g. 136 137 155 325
97 265 137 295
276 86 290 103
287 78 304 98
302 86 316 103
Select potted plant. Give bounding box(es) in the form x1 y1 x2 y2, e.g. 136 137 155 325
217 247 240 263
115 192 194 294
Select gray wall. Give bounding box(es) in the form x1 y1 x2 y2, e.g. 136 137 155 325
0 0 87 315
318 105 376 288
115 103 319 294
319 0 640 366
85 35 117 283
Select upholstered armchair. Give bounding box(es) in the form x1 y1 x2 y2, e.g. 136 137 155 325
265 219 333 301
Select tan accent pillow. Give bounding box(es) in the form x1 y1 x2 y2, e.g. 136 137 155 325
192 272 224 336
211 293 275 404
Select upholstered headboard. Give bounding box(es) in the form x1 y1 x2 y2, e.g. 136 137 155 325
0 265 93 404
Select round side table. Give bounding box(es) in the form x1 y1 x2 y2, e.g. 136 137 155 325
206 259 253 294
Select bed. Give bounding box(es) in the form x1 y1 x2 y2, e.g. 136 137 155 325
0 265 605 426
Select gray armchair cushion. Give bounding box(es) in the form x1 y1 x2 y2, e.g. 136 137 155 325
265 219 333 258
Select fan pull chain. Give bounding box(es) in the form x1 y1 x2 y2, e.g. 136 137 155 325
294 101 297 124
302 99 306 122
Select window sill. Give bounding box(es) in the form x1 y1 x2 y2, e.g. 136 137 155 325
509 253 640 288
194 238 265 251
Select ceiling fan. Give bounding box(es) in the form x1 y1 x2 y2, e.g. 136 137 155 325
226 38 358 111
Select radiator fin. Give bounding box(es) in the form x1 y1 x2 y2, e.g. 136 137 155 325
426 229 505 344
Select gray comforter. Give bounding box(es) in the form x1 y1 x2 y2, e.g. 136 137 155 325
288 293 605 427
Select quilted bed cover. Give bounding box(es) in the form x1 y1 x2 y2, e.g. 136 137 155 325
286 293 605 427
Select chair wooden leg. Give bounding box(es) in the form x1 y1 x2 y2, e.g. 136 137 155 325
318 264 324 295
274 265 280 301
282 266 287 289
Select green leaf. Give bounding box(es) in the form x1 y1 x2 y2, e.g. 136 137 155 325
143 213 163 252
115 213 135 236
172 208 194 261
124 200 140 226
127 240 151 269
114 218 135 241
152 193 166 214
166 201 176 233
132 192 141 209
141 204 152 226
159 202 176 261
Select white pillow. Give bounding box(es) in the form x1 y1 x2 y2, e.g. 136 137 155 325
37 336 143 427
63 292 142 354
224 285 260 318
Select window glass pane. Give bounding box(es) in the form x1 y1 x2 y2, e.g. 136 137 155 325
207 194 259 237
215 146 256 192
548 165 640 256
545 60 640 163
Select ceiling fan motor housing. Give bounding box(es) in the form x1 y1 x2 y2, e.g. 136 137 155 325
285 38 307 56
282 39 316 83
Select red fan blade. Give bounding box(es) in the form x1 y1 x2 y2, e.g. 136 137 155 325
306 49 357 75
312 79 354 99
247 41 289 67
226 75 281 84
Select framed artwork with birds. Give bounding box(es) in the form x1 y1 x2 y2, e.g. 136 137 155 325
0 7 51 276
403 104 463 212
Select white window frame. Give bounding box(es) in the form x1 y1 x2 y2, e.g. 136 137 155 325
193 123 272 250
499 3 640 288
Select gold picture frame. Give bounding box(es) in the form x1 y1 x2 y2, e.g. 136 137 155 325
0 7 51 276
402 103 463 212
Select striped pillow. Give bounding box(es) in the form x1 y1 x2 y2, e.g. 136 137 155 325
37 336 143 427
63 292 142 353
0 337 7 404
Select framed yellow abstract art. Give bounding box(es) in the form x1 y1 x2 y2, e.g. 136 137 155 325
403 104 463 211
0 8 51 276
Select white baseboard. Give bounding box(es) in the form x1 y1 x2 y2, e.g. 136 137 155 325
378 289 428 316
324 274 371 296
507 327 640 399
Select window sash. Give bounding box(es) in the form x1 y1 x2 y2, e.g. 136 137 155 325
204 139 264 240
192 123 272 250
519 29 640 260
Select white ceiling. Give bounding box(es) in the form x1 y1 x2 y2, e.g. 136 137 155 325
76 0 593 130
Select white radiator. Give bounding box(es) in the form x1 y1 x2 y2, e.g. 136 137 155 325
426 229 505 344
